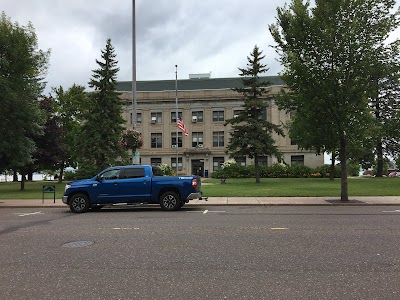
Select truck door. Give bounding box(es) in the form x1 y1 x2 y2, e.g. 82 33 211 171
96 169 121 203
119 167 152 203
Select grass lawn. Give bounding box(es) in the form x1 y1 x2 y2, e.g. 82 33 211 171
0 177 399 199
201 177 400 197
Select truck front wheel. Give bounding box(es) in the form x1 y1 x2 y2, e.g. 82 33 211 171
69 193 90 213
160 191 181 211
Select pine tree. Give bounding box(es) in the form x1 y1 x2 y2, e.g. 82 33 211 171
225 45 284 183
76 38 125 175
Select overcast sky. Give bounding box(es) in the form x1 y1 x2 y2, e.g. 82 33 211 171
2 0 400 94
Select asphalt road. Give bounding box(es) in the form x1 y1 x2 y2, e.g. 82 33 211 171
0 205 399 300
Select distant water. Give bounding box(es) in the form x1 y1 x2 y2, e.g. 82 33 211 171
0 173 54 182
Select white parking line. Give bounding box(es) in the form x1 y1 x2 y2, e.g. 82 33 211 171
382 210 400 213
14 211 44 217
187 210 226 214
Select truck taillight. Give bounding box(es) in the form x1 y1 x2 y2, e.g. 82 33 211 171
192 178 198 189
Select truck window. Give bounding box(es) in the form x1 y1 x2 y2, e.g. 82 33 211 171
99 169 120 180
123 168 145 179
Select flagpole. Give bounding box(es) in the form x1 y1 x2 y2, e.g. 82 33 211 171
175 65 178 175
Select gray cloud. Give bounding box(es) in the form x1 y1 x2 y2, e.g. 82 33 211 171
5 0 396 94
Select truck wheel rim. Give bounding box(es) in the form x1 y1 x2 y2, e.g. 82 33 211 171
72 197 86 211
163 195 176 208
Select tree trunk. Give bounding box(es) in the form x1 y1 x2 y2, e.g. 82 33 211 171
58 161 65 183
13 170 18 182
20 171 26 191
339 137 348 202
330 153 335 181
28 172 33 181
254 155 260 184
376 140 383 177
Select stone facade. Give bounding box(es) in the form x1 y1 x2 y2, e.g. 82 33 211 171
117 77 324 176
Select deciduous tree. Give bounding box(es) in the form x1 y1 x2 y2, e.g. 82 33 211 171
269 0 399 200
0 12 50 190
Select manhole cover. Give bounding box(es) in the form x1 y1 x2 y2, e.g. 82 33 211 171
62 240 94 248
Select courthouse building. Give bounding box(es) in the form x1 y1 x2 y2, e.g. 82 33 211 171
116 74 324 176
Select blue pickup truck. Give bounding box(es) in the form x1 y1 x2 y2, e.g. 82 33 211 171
62 165 204 213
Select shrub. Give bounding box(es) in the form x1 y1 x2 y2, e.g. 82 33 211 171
63 171 78 181
158 163 173 176
286 164 312 178
267 163 288 178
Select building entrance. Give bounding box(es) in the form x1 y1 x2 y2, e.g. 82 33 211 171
191 160 204 177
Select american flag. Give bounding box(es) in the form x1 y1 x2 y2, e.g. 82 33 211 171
177 118 189 136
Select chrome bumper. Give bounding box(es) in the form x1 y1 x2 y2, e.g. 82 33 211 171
186 192 202 200
62 196 68 204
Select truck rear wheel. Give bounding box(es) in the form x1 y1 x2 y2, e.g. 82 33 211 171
70 193 90 213
160 191 181 211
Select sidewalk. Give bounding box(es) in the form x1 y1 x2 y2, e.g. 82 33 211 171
1 196 400 208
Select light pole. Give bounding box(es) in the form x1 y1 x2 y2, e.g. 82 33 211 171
132 0 137 128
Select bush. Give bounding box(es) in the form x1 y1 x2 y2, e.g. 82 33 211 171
267 163 288 178
63 171 78 181
210 162 361 179
158 164 173 176
314 164 341 178
286 164 312 178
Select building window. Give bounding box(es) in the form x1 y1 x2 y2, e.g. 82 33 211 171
258 108 267 121
171 132 182 148
192 132 203 147
151 158 162 166
213 157 225 171
171 157 183 171
151 133 162 148
291 155 304 165
130 112 142 124
192 111 203 123
257 156 268 165
234 156 246 166
213 131 224 147
233 110 243 118
213 110 224 122
151 112 162 124
171 111 182 123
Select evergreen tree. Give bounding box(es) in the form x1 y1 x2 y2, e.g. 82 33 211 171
225 45 284 183
76 39 124 175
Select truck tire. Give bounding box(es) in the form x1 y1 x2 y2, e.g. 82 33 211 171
160 191 181 211
69 193 90 213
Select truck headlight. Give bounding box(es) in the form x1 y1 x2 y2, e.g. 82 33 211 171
64 184 71 192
